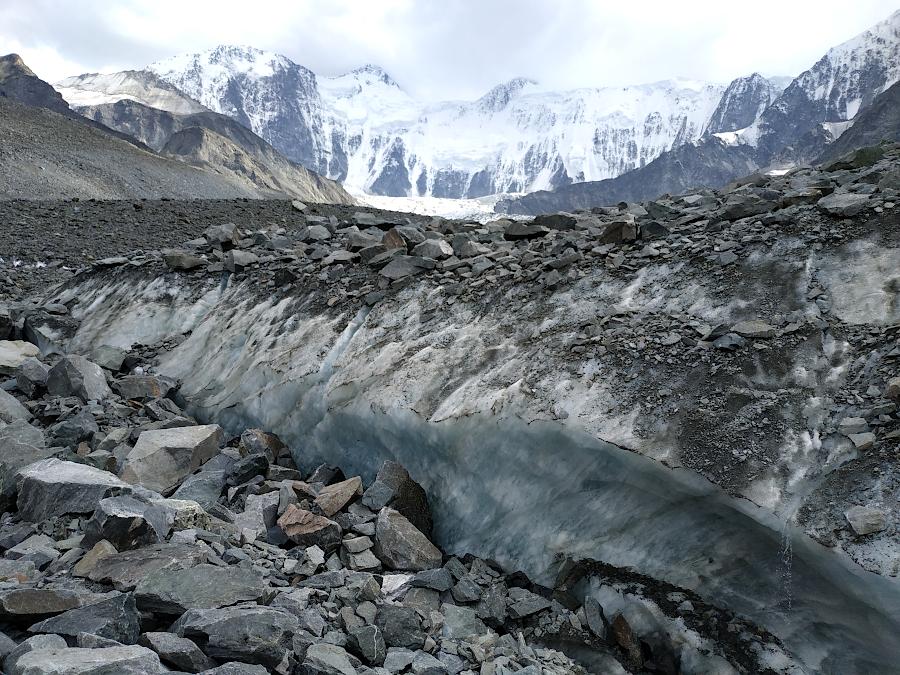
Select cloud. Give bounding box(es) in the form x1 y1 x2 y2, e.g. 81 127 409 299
1 0 897 100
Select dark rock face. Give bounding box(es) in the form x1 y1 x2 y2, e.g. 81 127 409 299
498 138 759 214
704 73 782 135
818 81 900 162
369 138 411 196
0 53 73 116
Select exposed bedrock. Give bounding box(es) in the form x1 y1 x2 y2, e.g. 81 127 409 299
52 243 900 672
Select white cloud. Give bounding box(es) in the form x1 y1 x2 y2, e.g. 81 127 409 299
0 0 897 100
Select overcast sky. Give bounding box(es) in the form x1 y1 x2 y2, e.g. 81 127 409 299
1 0 898 100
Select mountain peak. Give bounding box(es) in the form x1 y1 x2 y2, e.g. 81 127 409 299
0 53 35 79
348 64 399 88
477 77 538 111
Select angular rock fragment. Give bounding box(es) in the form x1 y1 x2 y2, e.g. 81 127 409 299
277 505 342 551
28 593 140 644
81 496 172 551
0 341 41 376
16 459 131 522
135 563 266 614
314 476 362 517
845 506 887 535
374 507 441 571
87 543 206 591
12 645 162 674
120 424 223 493
139 631 216 672
362 461 432 535
173 605 298 668
46 355 112 402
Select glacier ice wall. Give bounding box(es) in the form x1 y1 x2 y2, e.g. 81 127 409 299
59 269 900 674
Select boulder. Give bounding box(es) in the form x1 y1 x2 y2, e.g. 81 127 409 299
87 543 206 591
0 341 40 377
0 587 85 617
16 459 131 523
112 375 176 401
503 221 550 240
81 496 172 551
3 634 67 673
375 605 425 649
411 239 453 259
139 632 216 672
373 508 442 571
239 428 288 462
72 541 117 579
0 421 51 509
120 425 223 494
314 476 362 516
845 506 887 536
363 461 432 535
22 311 80 356
277 505 342 551
0 389 30 424
48 409 98 449
532 213 577 231
15 358 49 398
204 223 241 250
302 643 358 675
506 586 551 618
347 625 386 666
817 192 870 217
379 255 436 281
730 320 775 339
172 605 298 668
224 250 260 272
441 603 488 639
135 564 266 614
28 593 140 644
12 645 162 674
163 249 206 271
46 356 112 403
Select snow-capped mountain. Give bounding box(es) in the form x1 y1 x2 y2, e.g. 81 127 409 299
140 46 737 198
703 73 789 136
728 9 900 159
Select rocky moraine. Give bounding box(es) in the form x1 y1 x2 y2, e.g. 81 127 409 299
0 143 899 674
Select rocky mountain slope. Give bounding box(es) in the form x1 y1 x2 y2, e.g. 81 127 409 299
0 97 267 200
500 9 900 214
1 55 353 204
79 99 354 204
2 142 898 672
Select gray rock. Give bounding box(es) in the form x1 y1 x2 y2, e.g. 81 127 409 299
21 311 80 356
301 642 358 675
12 645 162 674
0 388 30 424
362 461 432 535
4 635 68 674
0 421 50 509
503 221 550 240
120 425 223 494
139 632 217 672
348 625 386 666
82 496 172 551
200 663 269 675
411 239 453 259
277 505 342 551
112 375 176 401
224 250 260 272
135 563 266 614
380 255 436 281
163 250 206 271
845 506 887 536
204 223 241 250
376 605 425 649
173 605 298 668
476 582 507 626
0 587 86 617
314 476 362 517
89 345 128 372
506 587 551 618
374 508 441 571
0 341 41 377
28 593 140 644
48 409 98 449
87 543 206 591
15 358 49 398
817 192 870 216
16 459 131 522
730 320 775 339
441 604 487 640
46 356 112 403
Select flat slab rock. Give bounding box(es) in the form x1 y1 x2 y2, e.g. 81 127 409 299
135 563 267 614
16 459 131 523
11 645 162 674
87 543 206 591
